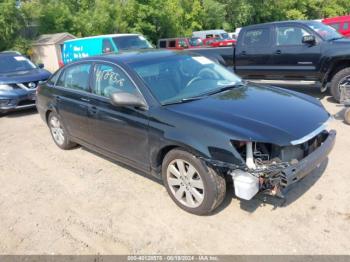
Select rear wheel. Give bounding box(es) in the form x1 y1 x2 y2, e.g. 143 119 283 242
48 112 77 150
330 67 350 102
162 149 226 215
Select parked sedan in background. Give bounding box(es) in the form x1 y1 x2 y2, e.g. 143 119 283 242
36 50 335 215
0 52 51 115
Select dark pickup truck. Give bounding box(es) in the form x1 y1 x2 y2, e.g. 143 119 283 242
193 20 350 101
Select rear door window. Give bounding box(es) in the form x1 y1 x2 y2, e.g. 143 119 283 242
56 63 92 92
242 28 270 46
159 41 167 48
168 40 176 48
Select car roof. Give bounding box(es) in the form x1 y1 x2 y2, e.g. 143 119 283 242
77 49 188 65
193 30 227 33
158 37 187 41
0 51 22 56
64 34 141 43
243 20 317 29
323 15 350 23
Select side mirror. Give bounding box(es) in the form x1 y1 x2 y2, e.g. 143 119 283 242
302 35 316 45
110 92 147 109
38 63 44 69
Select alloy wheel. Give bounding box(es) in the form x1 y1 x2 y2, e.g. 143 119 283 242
166 159 205 208
50 116 65 146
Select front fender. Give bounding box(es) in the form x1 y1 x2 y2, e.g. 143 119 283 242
320 53 350 84
148 111 245 171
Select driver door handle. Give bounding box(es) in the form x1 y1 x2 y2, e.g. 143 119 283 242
88 106 98 115
275 50 282 55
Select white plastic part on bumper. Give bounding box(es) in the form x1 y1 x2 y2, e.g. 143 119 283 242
230 170 259 200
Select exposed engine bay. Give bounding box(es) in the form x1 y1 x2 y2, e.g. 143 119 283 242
232 130 329 199
202 129 335 200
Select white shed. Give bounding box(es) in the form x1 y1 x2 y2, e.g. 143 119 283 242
32 33 76 72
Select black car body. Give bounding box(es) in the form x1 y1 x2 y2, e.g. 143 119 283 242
193 20 350 101
36 50 336 214
0 52 51 114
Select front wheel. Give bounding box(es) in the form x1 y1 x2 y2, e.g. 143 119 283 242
330 67 350 102
48 112 77 150
162 149 226 215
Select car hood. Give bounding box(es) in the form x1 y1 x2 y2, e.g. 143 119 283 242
332 38 350 44
0 68 51 84
166 84 330 146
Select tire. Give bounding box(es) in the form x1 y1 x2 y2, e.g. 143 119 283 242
162 149 226 215
330 67 350 102
48 112 77 150
344 108 350 125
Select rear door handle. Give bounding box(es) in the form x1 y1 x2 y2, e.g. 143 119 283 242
54 95 61 102
275 50 282 55
241 51 247 55
80 97 90 102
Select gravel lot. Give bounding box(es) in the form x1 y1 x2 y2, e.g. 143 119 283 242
0 85 349 254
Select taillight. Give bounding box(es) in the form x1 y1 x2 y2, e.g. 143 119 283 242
58 61 64 68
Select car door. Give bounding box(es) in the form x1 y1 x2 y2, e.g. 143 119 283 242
54 62 93 142
88 62 150 170
235 26 274 79
272 24 322 80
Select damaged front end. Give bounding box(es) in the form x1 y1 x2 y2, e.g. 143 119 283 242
202 128 336 200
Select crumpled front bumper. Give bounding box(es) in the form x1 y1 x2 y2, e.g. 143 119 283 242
279 129 336 193
201 129 337 199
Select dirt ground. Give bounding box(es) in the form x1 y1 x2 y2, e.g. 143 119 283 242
0 85 349 255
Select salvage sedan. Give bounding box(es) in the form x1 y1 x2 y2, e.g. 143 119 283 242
0 52 51 115
36 50 336 215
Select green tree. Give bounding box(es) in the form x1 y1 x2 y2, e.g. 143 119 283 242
0 0 24 50
201 0 227 30
2 0 350 53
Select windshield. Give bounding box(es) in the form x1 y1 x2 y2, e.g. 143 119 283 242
305 21 342 40
128 54 241 104
112 35 153 50
0 55 36 73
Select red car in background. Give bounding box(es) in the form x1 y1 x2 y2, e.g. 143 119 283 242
157 37 204 50
202 37 236 47
322 15 350 37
